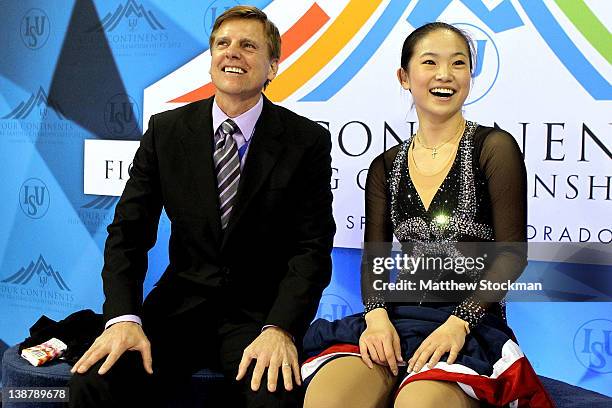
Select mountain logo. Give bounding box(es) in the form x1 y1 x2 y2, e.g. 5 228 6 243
2 255 70 291
82 196 120 210
2 87 65 120
88 0 165 32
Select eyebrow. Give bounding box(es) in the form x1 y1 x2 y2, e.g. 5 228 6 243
215 36 260 45
419 51 468 58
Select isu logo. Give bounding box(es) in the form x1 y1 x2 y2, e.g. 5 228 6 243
88 0 164 32
104 94 140 137
573 319 612 373
19 178 50 219
203 0 239 36
2 255 70 291
21 8 50 50
316 294 353 321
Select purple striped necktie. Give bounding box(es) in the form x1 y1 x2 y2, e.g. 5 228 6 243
214 119 240 229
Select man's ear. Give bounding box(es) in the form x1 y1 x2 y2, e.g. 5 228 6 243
397 68 410 90
268 59 279 82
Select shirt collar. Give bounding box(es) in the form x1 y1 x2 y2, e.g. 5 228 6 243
212 96 263 142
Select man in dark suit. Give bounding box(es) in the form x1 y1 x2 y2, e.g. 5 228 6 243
68 6 335 407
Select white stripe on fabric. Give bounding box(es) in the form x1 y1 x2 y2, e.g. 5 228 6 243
217 162 240 186
457 382 478 400
220 190 238 212
301 351 361 380
492 340 524 378
219 178 240 202
214 144 234 164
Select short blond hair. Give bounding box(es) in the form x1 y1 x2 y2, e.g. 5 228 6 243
209 6 281 60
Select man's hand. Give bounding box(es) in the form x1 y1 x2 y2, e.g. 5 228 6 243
408 315 469 373
236 327 300 392
359 308 404 375
71 321 152 376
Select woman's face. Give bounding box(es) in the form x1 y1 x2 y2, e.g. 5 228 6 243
398 29 471 121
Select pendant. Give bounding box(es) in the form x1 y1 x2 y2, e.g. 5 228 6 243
431 148 437 159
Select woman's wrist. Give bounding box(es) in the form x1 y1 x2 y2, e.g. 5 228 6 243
364 307 390 324
452 298 486 329
363 295 387 315
446 314 470 335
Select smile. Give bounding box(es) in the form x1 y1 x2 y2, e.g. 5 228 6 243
223 66 246 74
429 87 455 97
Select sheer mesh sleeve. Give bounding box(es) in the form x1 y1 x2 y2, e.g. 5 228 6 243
361 151 395 314
452 129 528 328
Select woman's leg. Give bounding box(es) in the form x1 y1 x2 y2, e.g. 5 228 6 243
303 356 397 408
394 379 481 408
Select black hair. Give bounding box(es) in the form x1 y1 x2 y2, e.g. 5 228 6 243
400 22 477 76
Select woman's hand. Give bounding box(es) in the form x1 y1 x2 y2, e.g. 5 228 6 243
408 315 469 373
359 308 404 375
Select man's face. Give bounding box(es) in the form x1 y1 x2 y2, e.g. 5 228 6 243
209 18 278 103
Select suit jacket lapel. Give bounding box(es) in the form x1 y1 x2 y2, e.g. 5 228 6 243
222 97 284 247
179 97 223 242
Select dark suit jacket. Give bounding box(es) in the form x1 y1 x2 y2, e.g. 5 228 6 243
101 95 335 339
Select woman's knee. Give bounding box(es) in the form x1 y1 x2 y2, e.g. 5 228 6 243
394 380 480 408
304 356 395 408
304 389 348 408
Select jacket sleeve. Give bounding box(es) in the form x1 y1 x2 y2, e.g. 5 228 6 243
101 115 163 322
264 124 336 340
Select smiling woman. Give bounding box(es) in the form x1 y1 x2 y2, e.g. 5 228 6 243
302 22 555 408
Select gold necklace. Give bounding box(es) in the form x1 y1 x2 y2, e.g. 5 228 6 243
416 120 465 159
410 139 458 176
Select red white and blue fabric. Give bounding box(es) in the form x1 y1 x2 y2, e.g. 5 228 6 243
301 305 554 407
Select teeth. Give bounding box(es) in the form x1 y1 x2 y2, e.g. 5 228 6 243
224 67 245 74
430 88 455 95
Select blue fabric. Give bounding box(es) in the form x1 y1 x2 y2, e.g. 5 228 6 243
0 338 8 386
238 141 250 160
305 305 515 376
538 376 612 408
